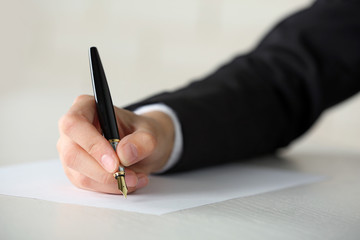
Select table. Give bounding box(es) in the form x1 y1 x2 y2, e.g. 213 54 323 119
1 146 359 240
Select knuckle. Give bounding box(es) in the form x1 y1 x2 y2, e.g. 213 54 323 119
142 131 157 151
86 141 106 160
56 138 62 152
99 173 114 185
77 175 92 188
63 168 74 182
58 113 79 136
74 94 92 104
62 146 80 170
86 142 97 156
63 168 80 189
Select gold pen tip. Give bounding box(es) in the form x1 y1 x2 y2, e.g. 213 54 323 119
120 176 128 199
114 171 128 199
122 188 128 199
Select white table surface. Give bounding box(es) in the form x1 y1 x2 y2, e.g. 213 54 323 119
1 146 359 240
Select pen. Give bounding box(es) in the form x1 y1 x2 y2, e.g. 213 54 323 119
89 46 128 198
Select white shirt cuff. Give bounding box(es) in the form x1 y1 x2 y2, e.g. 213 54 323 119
133 103 183 174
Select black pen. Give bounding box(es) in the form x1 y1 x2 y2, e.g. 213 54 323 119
89 47 128 198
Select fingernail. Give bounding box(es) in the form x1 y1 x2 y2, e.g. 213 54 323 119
125 172 138 188
137 176 148 188
101 154 117 173
122 143 138 165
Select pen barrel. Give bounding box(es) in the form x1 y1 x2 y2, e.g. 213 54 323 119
90 47 120 140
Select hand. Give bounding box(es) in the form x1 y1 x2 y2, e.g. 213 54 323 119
57 95 175 194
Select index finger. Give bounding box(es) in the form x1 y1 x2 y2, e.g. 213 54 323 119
59 95 120 173
68 95 98 124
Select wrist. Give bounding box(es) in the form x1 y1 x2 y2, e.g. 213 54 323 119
140 111 175 173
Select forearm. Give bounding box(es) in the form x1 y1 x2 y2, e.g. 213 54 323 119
127 0 360 172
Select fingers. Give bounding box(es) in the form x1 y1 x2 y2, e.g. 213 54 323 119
64 166 149 194
58 137 123 184
68 95 97 123
117 130 157 167
58 137 149 194
115 111 175 174
59 95 120 173
58 95 155 194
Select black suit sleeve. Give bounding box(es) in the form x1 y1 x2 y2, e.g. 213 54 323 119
127 0 360 173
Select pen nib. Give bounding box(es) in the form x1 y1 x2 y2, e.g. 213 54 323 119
114 171 128 198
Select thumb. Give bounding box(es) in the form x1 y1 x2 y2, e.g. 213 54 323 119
117 130 157 167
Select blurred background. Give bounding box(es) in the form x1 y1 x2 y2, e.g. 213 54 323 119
0 0 359 166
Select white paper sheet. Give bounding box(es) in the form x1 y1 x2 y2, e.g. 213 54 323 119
0 159 323 215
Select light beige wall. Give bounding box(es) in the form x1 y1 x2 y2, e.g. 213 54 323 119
1 0 358 165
